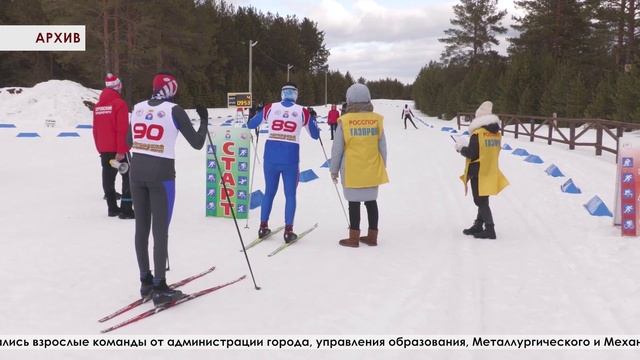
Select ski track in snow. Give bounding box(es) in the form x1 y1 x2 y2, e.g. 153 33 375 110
1 97 640 360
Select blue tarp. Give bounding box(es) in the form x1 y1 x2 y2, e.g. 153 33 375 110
76 124 92 129
545 164 564 177
512 148 529 156
321 159 331 168
584 196 613 217
57 132 80 137
524 154 544 164
299 169 319 183
441 127 453 132
561 179 581 194
0 123 17 128
17 132 39 138
502 144 512 150
250 190 264 209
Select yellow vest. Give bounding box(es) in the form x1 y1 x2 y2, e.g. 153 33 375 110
340 112 389 188
460 128 509 196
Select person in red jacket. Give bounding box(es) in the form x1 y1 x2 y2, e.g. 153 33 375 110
93 73 134 218
327 104 340 140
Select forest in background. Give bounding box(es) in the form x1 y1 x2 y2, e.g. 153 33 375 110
413 0 640 122
0 0 411 108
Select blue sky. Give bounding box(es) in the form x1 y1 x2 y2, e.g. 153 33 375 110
228 0 520 84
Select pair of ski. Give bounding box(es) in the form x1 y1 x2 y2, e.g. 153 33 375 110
98 266 245 333
241 223 319 257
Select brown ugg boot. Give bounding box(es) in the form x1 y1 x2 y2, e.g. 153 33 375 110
359 229 378 246
339 229 360 248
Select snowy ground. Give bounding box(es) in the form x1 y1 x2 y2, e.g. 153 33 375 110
1 84 639 359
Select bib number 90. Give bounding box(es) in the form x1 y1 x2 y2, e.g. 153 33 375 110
271 120 297 132
133 123 164 140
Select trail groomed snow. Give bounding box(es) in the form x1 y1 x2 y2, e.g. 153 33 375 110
1 91 638 360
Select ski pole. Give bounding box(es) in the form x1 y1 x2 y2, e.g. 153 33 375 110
245 129 261 229
206 130 261 290
318 135 350 228
251 133 261 165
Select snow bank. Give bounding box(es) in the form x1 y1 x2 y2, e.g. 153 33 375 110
0 80 100 129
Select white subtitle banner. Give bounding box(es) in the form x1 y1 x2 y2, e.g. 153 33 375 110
0 25 85 51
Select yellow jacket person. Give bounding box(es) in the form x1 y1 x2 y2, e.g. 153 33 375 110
456 101 508 239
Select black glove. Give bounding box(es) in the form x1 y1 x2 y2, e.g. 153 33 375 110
195 104 208 121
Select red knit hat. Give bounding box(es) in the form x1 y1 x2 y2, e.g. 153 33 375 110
104 73 122 92
152 73 178 100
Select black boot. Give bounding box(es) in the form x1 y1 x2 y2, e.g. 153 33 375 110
258 222 271 239
152 280 186 307
463 219 483 235
105 192 120 217
283 225 298 244
140 272 153 299
118 210 135 219
103 192 121 200
474 224 496 239
118 200 135 219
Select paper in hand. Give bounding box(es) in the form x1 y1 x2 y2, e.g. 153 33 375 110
451 135 469 147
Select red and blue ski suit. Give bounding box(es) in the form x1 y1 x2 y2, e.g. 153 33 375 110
248 100 320 226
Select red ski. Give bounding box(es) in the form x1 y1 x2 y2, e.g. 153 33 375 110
98 265 216 323
100 275 246 333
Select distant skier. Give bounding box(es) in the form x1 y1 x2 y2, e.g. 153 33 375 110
455 101 509 239
92 73 134 219
402 104 418 129
327 104 340 140
127 72 208 306
330 83 388 247
248 82 320 243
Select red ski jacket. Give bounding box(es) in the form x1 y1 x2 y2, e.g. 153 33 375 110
327 109 340 125
92 88 130 154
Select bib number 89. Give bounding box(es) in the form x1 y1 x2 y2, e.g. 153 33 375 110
271 120 297 132
133 123 164 140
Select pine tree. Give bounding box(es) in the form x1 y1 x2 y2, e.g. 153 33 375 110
566 73 588 117
510 0 592 62
586 74 616 118
614 68 640 122
439 0 507 64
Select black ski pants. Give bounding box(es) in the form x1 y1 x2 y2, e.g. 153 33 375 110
131 179 175 283
404 115 418 129
349 201 379 231
100 152 131 211
330 123 337 140
470 176 494 225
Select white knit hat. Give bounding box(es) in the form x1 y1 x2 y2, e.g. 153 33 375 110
346 83 371 104
475 101 493 117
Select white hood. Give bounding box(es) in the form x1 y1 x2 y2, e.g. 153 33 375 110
469 114 501 134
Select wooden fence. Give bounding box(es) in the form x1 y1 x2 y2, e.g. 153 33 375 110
456 112 640 157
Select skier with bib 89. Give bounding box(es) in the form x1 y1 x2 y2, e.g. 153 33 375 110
127 72 208 306
248 82 320 243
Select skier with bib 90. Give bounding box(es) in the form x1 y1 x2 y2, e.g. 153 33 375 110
128 72 208 307
248 82 320 243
